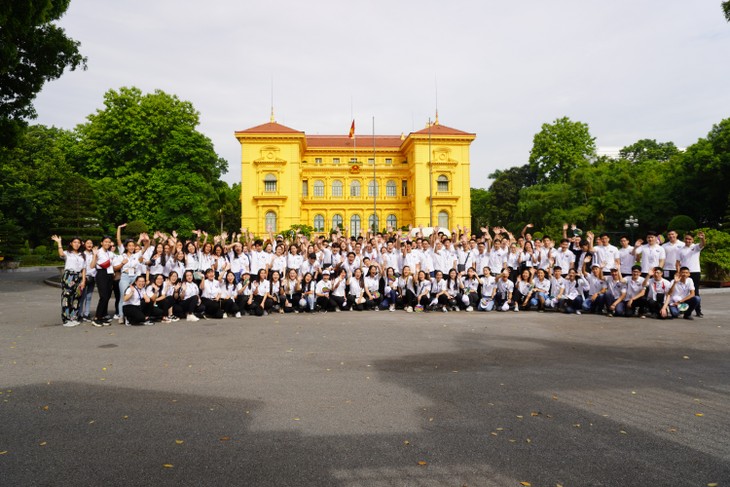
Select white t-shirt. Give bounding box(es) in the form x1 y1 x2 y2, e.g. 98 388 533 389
624 276 645 300
618 246 635 275
636 244 666 274
662 241 685 271
124 285 144 306
678 244 702 273
201 279 221 299
670 278 695 304
62 251 85 273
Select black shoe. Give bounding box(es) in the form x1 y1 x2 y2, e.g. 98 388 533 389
696 311 703 317
684 315 694 320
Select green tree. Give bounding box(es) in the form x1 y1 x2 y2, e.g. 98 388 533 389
470 187 492 231
70 87 228 233
528 117 596 183
0 125 76 244
211 182 242 235
669 118 730 227
52 174 103 242
619 139 679 163
0 0 87 147
723 1 730 22
483 164 537 230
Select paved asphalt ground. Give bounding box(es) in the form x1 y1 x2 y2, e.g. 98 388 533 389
1 270 728 487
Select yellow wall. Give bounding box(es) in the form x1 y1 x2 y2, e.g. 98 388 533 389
235 123 475 237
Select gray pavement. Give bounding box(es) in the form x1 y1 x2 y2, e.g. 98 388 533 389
1 271 729 486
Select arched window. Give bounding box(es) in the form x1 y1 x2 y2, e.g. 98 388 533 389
350 180 361 197
438 211 449 229
437 175 449 192
350 215 361 236
386 180 396 197
368 214 380 233
313 180 325 197
332 214 343 231
264 173 277 192
331 180 343 198
313 214 325 232
265 211 277 232
368 180 379 197
386 214 397 230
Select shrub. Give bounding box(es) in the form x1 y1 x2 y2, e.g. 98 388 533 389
697 228 730 281
34 245 48 256
667 215 697 233
125 220 148 237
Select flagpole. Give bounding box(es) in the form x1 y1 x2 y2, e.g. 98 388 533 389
372 116 377 234
428 117 433 227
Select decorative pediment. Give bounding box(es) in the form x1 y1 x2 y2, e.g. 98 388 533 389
254 146 287 166
432 147 457 165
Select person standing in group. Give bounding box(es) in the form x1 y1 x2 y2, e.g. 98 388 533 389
51 235 86 327
678 231 705 317
79 239 97 322
662 230 684 282
92 236 115 327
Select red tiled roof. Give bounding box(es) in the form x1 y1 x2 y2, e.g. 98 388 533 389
235 121 303 134
411 123 474 136
306 135 403 149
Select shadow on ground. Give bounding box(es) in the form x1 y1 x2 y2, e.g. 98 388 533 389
1 331 729 486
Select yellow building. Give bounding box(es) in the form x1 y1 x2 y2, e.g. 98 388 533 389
234 116 476 236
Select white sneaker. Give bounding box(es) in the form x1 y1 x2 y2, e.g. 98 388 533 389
235 312 241 318
442 306 448 313
113 314 120 320
118 317 124 325
513 307 519 312
406 306 413 313
63 320 79 327
466 306 473 312
222 313 228 319
187 314 199 322
389 305 395 312
576 310 582 315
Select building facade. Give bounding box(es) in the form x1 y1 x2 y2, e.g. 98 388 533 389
235 117 475 236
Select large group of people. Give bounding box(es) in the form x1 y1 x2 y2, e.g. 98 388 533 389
52 222 706 328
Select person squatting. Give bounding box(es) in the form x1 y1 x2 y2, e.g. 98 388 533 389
52 222 706 327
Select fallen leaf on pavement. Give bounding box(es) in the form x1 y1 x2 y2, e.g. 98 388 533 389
175 440 184 445
163 464 174 468
417 461 427 466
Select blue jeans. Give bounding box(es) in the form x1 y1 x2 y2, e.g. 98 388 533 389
118 273 136 318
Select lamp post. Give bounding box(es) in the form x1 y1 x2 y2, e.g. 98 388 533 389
625 215 639 241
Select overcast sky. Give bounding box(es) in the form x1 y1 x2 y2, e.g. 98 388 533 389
33 0 730 188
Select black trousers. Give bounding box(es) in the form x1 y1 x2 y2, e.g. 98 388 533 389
94 271 113 320
123 304 146 325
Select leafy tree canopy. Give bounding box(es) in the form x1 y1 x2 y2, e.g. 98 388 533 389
528 116 596 183
619 139 679 163
723 1 730 22
0 125 76 243
70 87 229 233
0 0 87 147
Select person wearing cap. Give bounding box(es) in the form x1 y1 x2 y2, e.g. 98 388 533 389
581 259 607 314
314 270 334 312
604 268 627 317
